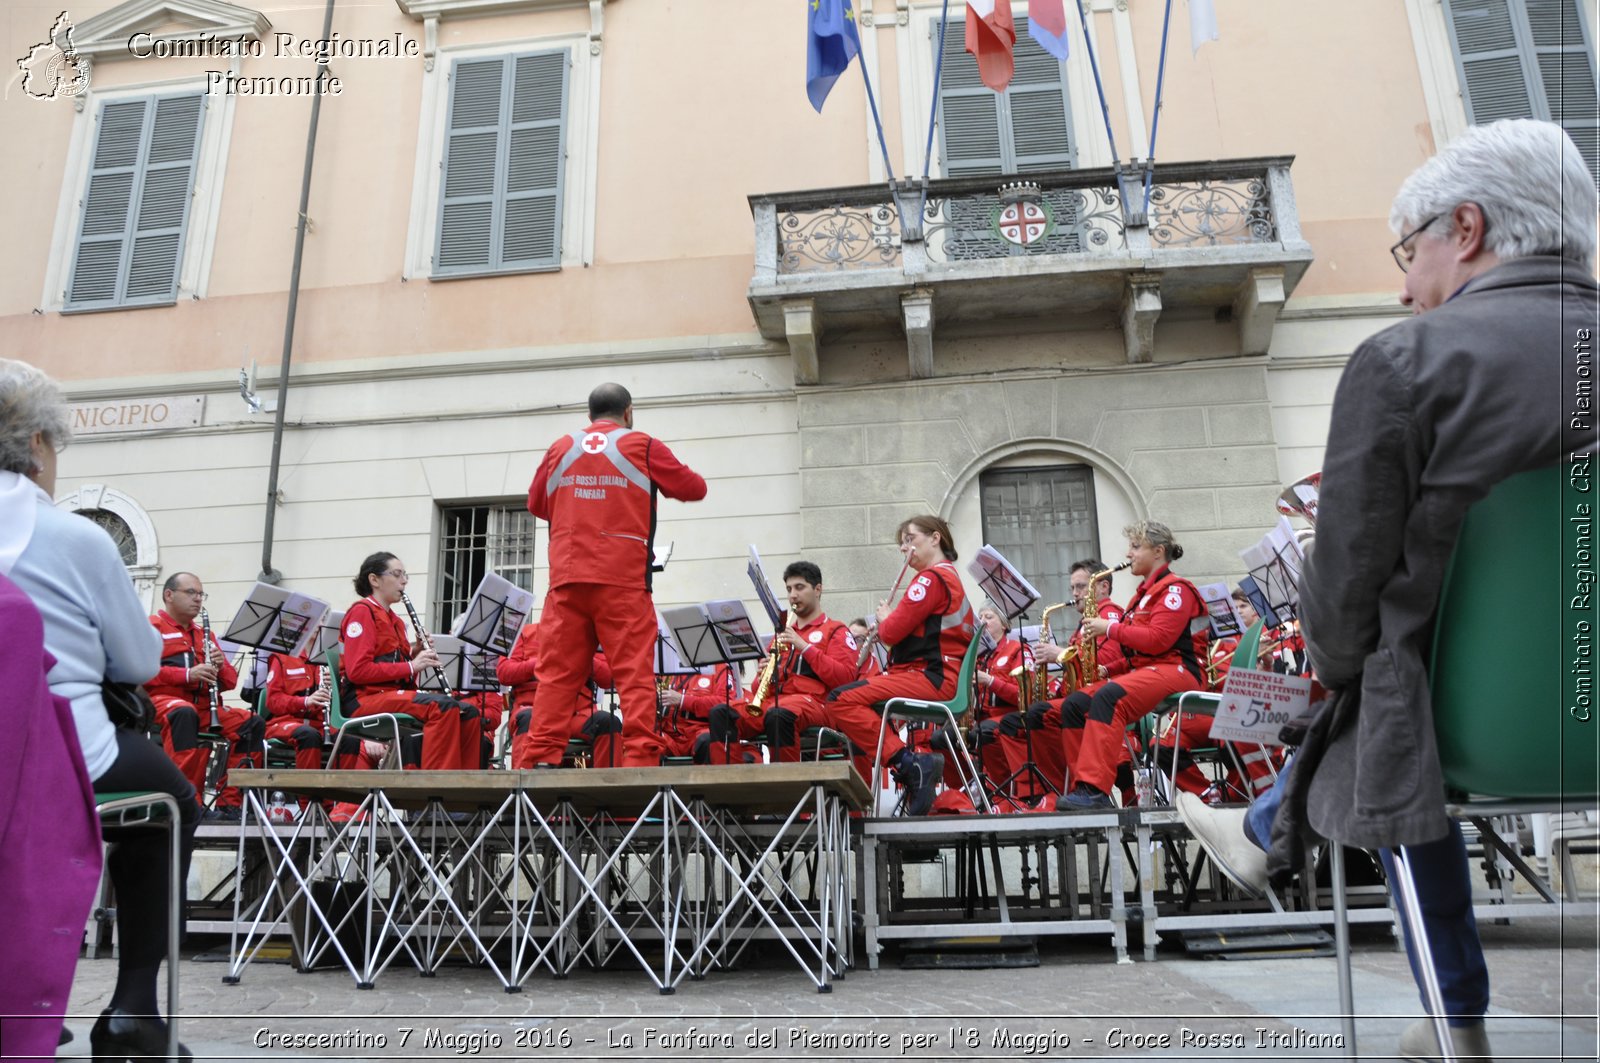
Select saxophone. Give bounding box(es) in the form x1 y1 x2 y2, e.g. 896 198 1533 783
1012 601 1072 704
749 610 794 716
1076 562 1132 685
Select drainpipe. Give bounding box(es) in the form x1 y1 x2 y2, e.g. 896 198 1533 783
258 0 337 584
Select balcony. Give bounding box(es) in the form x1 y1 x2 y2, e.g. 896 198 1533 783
747 157 1314 383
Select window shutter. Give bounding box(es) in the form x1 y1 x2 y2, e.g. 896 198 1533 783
934 15 1075 176
1445 0 1599 182
67 93 204 310
435 50 568 277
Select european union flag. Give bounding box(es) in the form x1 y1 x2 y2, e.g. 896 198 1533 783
806 0 861 113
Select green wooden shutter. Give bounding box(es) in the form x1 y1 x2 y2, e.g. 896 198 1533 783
1445 0 1598 182
435 50 568 277
1008 23 1076 173
935 18 1006 177
66 93 204 311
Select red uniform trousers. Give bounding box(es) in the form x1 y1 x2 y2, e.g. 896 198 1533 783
527 582 661 766
1154 712 1281 800
511 701 618 768
823 668 958 770
151 696 261 808
263 715 324 771
352 689 478 771
1060 663 1200 795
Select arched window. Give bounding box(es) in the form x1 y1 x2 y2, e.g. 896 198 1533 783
76 508 137 565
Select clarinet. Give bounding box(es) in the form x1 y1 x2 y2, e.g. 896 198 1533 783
198 608 223 728
400 592 459 697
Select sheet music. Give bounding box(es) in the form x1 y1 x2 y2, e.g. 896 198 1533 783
746 544 786 630
661 604 724 667
966 544 1042 620
1198 583 1245 639
306 610 344 666
652 540 674 572
221 582 329 657
457 572 536 655
1239 517 1306 621
704 598 764 660
653 614 699 676
1235 576 1283 629
458 643 503 693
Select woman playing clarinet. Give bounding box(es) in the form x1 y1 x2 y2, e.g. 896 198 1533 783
340 552 480 770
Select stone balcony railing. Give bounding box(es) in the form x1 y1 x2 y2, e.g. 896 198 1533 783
747 157 1315 382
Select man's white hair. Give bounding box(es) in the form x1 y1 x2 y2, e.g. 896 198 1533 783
1389 119 1597 263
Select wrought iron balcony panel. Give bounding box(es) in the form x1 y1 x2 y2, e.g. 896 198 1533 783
779 204 902 272
1149 176 1276 247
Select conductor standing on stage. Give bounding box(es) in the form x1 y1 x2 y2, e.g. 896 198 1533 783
526 383 707 767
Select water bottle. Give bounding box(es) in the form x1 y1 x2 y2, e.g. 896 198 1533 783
267 790 293 825
1133 767 1155 809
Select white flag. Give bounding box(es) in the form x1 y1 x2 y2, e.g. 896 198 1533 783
1190 0 1219 54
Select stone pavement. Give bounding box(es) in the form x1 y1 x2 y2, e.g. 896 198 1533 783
57 917 1598 1062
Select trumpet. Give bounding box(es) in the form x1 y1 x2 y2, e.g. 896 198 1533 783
749 609 795 716
400 591 458 697
198 607 223 728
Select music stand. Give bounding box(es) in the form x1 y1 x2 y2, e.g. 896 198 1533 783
1235 576 1284 629
421 635 472 694
661 601 765 667
306 611 345 668
1240 517 1305 623
456 573 535 655
745 545 786 629
455 644 502 694
967 544 1041 620
222 582 329 658
1199 582 1245 640
652 541 674 573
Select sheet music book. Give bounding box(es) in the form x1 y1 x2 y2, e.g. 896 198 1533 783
221 582 329 657
653 614 700 676
1236 576 1284 629
746 544 786 630
458 643 503 694
1198 582 1245 640
418 634 482 692
966 544 1042 620
1239 517 1306 622
456 572 536 655
306 610 344 667
661 601 765 667
652 541 674 573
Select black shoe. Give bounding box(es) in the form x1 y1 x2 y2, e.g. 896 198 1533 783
1054 783 1114 811
90 1008 193 1062
892 752 945 816
203 805 243 823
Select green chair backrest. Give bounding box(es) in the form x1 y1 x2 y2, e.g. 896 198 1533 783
1230 619 1266 671
948 631 984 715
323 644 350 729
1431 465 1595 800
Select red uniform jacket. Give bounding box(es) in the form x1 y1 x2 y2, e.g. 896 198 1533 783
880 561 976 684
459 691 505 733
667 664 741 721
1064 597 1126 685
978 636 1024 718
266 653 326 728
528 419 706 591
340 597 416 694
1104 567 1207 681
496 623 609 711
757 612 858 702
146 610 238 709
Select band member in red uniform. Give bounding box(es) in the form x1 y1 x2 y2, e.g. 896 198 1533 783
500 622 619 768
821 516 972 815
657 663 741 762
457 688 505 769
849 618 884 677
526 383 707 767
144 572 262 817
967 605 1023 789
997 559 1123 800
1057 522 1206 810
707 561 859 765
264 652 331 771
340 553 480 770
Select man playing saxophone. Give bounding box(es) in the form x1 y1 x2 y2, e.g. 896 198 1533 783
997 559 1124 801
704 561 857 764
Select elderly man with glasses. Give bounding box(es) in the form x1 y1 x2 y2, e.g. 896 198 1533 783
146 571 264 819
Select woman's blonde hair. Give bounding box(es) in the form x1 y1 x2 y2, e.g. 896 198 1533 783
1123 519 1184 562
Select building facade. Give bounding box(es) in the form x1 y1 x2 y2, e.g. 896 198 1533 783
3 0 1594 632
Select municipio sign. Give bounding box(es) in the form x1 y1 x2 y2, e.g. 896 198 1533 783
68 396 205 436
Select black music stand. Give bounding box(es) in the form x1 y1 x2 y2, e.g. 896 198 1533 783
222 582 328 658
1240 518 1304 624
1199 582 1246 640
306 611 344 668
457 573 535 655
455 644 502 694
967 544 1041 620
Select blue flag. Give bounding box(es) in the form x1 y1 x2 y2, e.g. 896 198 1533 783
806 0 861 113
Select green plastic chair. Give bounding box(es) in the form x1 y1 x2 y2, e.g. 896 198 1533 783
1334 465 1598 1059
95 790 183 1059
870 634 986 814
325 645 423 769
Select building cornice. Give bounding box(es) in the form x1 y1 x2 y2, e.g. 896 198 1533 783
393 0 591 20
71 0 271 60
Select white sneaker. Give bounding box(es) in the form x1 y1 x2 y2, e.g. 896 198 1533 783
1177 791 1269 896
1398 1017 1493 1061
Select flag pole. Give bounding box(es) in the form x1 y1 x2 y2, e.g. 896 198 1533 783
1142 0 1176 221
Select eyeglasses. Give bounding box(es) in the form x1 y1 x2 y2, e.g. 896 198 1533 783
177 589 208 600
383 569 407 579
1390 214 1441 273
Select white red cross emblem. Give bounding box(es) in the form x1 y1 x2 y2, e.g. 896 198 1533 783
997 201 1049 246
581 431 608 454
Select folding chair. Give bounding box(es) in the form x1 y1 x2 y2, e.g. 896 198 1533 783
1333 465 1598 1060
325 646 423 768
95 791 183 1061
870 637 988 813
1151 619 1270 803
